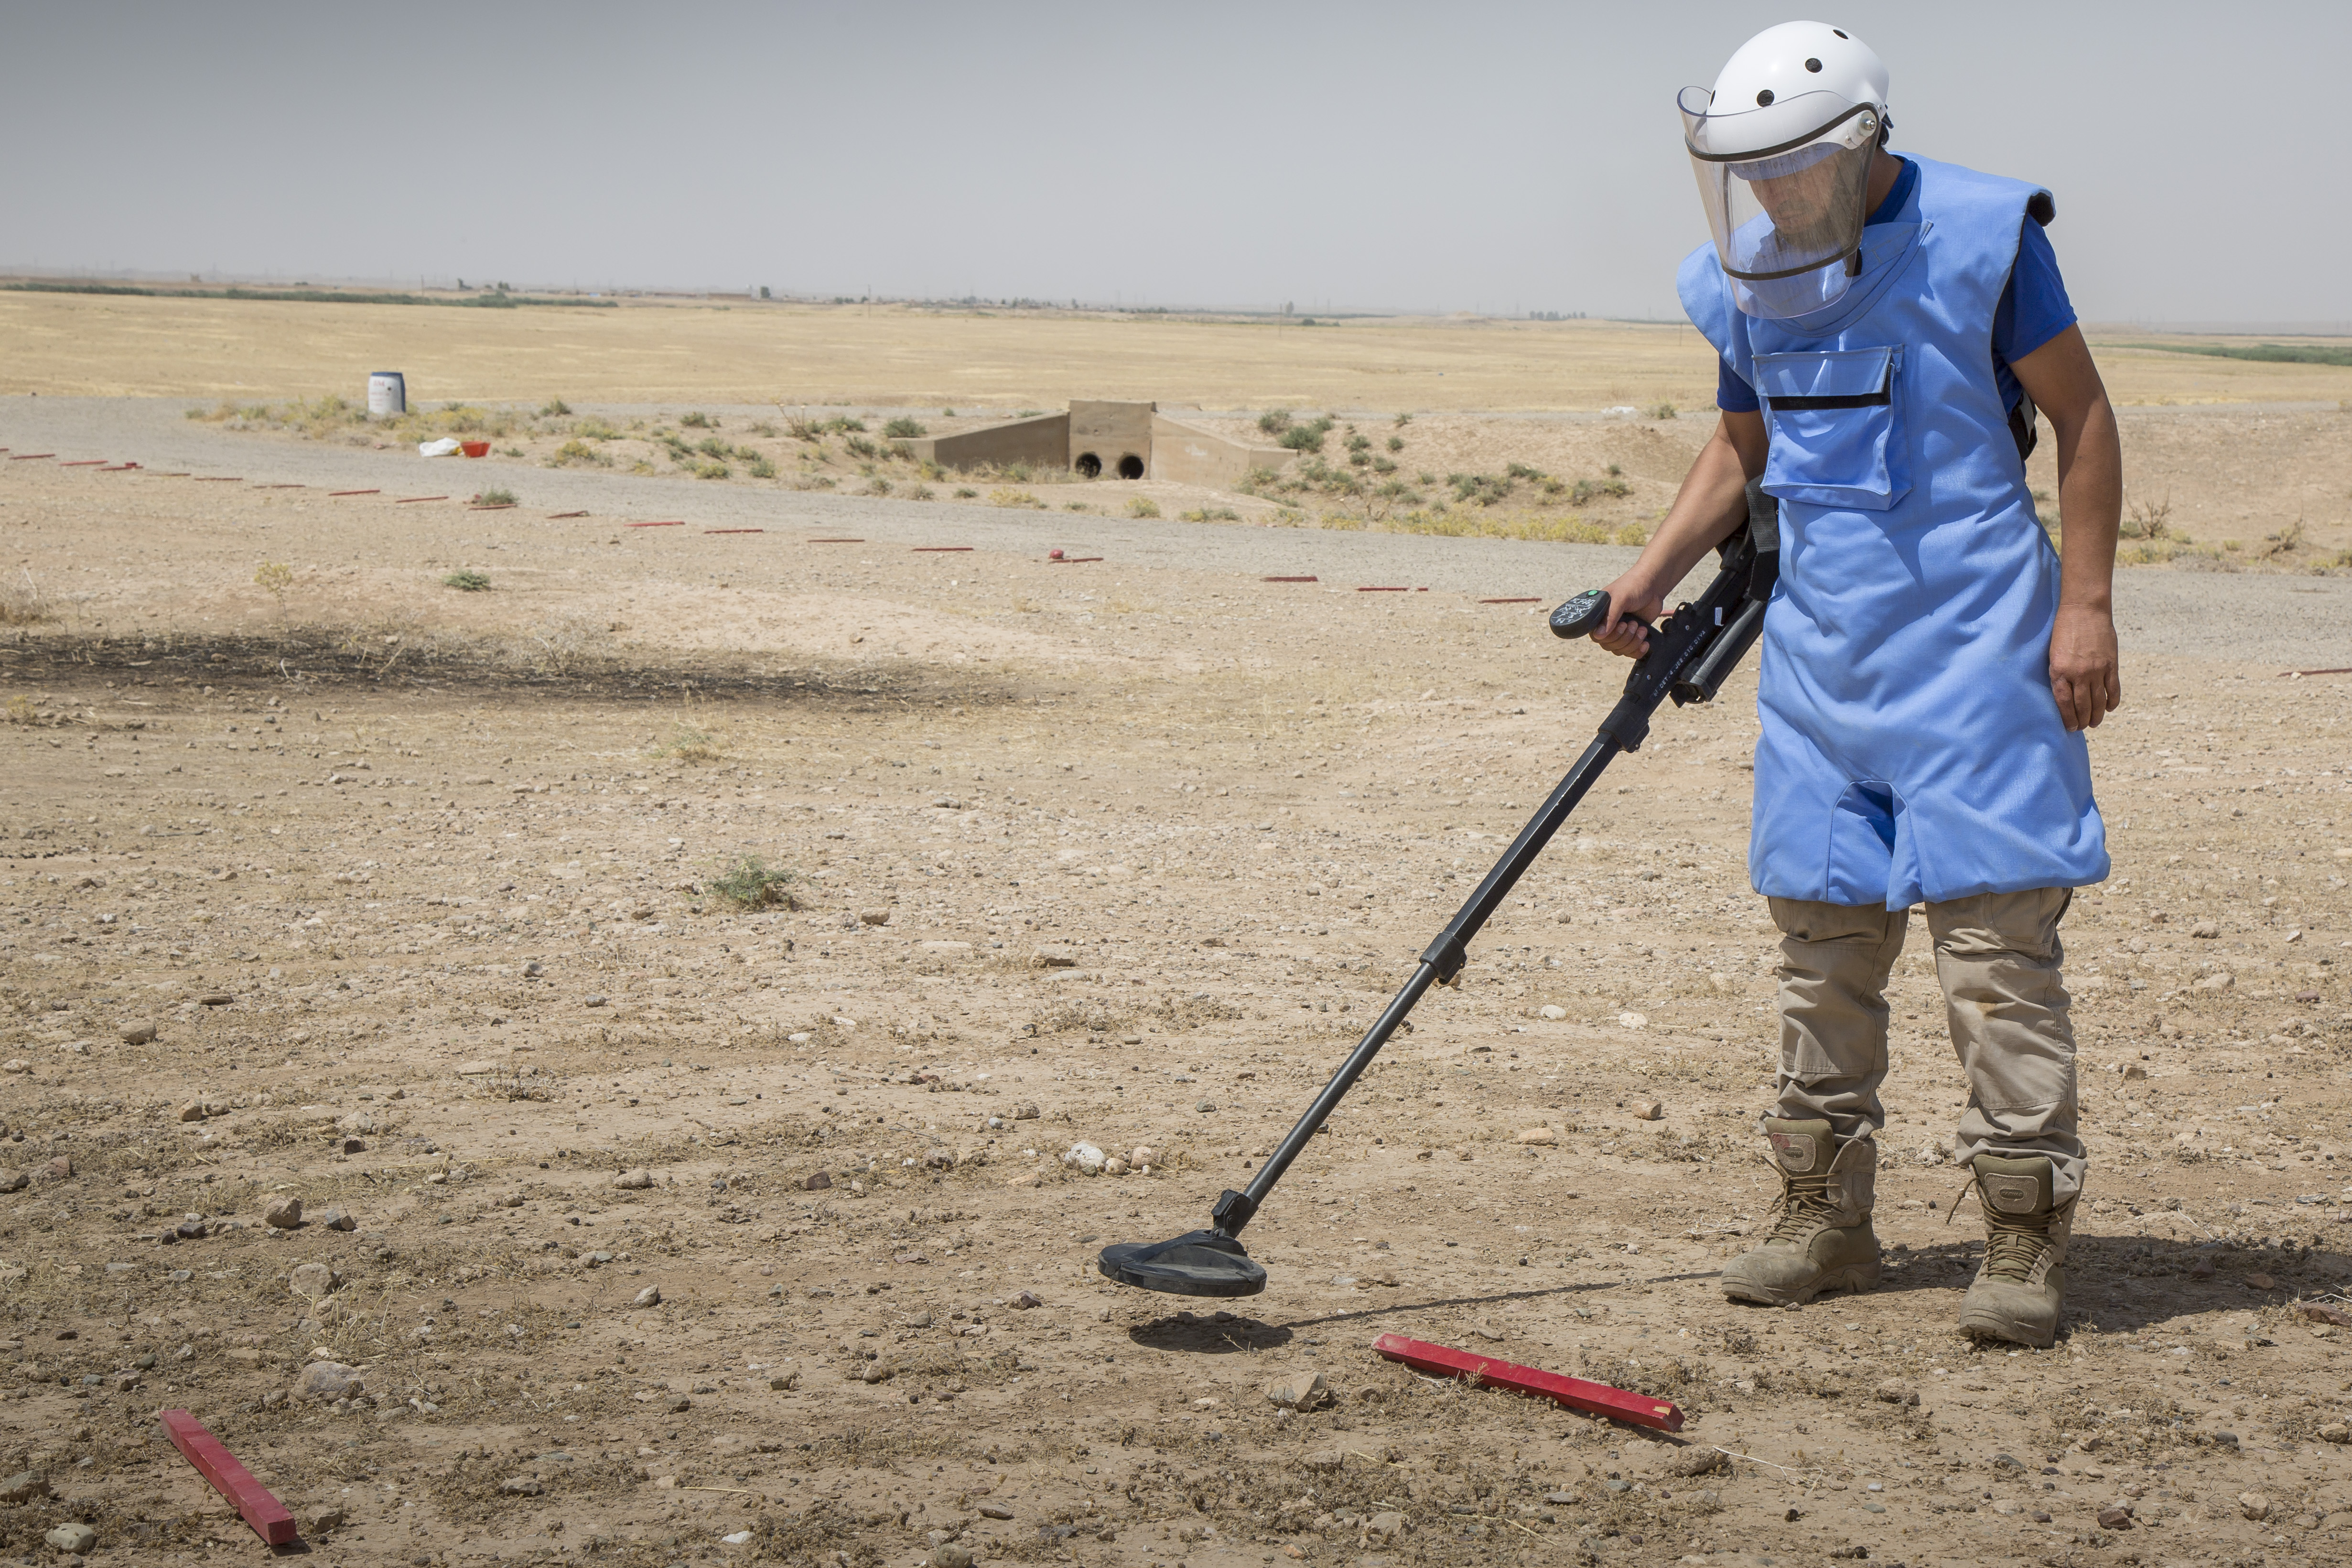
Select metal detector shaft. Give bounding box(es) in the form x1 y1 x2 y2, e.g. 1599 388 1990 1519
1209 733 1621 1236
1203 526 1767 1243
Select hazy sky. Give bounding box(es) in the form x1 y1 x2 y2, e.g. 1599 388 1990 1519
4 1 2344 326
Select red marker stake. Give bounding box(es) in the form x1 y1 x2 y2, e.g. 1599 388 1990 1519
158 1409 297 1545
704 528 763 534
1262 575 1319 583
1480 597 1543 605
60 459 107 467
627 520 684 529
1357 585 1410 593
548 510 588 519
394 495 449 504
1372 1334 1684 1432
913 546 973 552
328 489 380 497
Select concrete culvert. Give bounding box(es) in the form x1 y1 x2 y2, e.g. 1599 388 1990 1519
1074 452 1102 478
1116 454 1144 479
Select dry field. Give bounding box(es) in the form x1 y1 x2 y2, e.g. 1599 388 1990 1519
6 288 2352 412
0 415 2347 1568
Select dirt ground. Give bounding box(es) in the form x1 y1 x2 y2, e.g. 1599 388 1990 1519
6 288 2351 412
0 427 2348 1568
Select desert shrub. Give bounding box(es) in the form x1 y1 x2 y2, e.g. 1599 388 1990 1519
822 415 867 434
906 484 933 500
1276 418 1335 453
1393 411 1413 427
1257 408 1293 436
988 488 1041 509
1449 472 1513 507
539 398 572 417
696 436 729 459
1646 401 1678 420
787 417 825 442
1569 476 1633 505
680 411 715 428
1180 506 1240 522
2121 496 2173 540
844 435 880 459
474 487 518 506
1386 435 1404 453
1127 497 1162 519
694 461 730 480
1504 461 1546 481
442 570 492 592
867 477 892 496
1615 522 1651 545
747 456 777 479
253 562 293 606
882 417 926 438
707 855 800 910
954 487 978 499
550 439 610 468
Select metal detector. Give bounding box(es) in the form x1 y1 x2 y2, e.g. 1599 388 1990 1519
1098 500 1778 1298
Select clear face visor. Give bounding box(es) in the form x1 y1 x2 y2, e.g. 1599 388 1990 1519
1680 87 1881 319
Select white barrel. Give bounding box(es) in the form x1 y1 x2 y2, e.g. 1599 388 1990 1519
366 371 407 417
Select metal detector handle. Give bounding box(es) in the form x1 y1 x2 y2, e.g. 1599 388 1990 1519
1549 589 1656 643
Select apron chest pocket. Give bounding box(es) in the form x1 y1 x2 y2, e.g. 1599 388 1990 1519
1756 345 1910 512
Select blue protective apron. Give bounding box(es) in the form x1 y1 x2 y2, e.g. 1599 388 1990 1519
1677 154 2108 909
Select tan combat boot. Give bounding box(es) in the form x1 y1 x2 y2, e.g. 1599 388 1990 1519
1721 1118 1881 1307
1958 1153 2072 1348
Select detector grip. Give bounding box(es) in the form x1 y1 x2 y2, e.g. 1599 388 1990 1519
1549 589 1612 639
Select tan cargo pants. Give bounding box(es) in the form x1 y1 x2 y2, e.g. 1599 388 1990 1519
1769 888 2084 1202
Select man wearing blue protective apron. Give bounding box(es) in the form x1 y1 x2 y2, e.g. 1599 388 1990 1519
1591 21 2123 1348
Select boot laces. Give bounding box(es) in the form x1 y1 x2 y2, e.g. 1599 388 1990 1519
1951 1173 2054 1281
1760 1161 1838 1244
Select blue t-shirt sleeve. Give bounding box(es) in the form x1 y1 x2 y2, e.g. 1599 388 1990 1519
1993 216 2076 366
1716 358 1760 413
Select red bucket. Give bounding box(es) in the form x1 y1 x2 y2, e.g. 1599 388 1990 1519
460 441 490 458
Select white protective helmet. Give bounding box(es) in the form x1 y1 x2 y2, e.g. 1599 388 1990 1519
1681 22 1890 318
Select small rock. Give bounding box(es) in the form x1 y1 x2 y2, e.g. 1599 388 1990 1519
613 1169 654 1190
262 1196 303 1230
1473 1317 1505 1341
2239 1492 2270 1521
2190 921 2221 939
978 1503 1015 1520
1012 1290 1044 1309
1631 1098 1665 1121
2097 1506 2134 1531
2247 1272 2276 1290
1669 1448 1730 1477
1195 1100 1216 1114
1131 1145 1157 1168
335 1111 378 1135
768 1372 800 1391
930 1546 976 1568
1874 1380 1920 1406
1062 1142 1106 1175
583 995 607 1008
455 1060 497 1076
631 1286 662 1309
1014 1103 1040 1121
803 1170 832 1191
498 1476 545 1496
1362 1511 1408 1545
1515 1127 1555 1146
1030 946 1078 969
2320 1423 2351 1444
1265 1371 1327 1410
198 993 233 1007
1618 1012 1648 1030
289 1262 336 1299
43 1525 95 1556
0 1472 50 1504
857 1362 894 1384
339 1137 367 1155
1538 1005 1567 1021
176 1102 208 1124
293 1361 362 1403
119 1023 157 1046
859 908 892 927
301 1507 344 1536
0 1172 26 1194
0 1060 26 1074
317 1208 355 1232
1102 1156 1130 1176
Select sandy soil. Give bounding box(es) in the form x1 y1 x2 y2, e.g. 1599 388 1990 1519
0 425 2348 1568
5 290 2351 411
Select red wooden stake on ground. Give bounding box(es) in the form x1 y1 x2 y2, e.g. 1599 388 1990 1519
1262 575 1319 583
1372 1333 1684 1432
158 1409 297 1545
